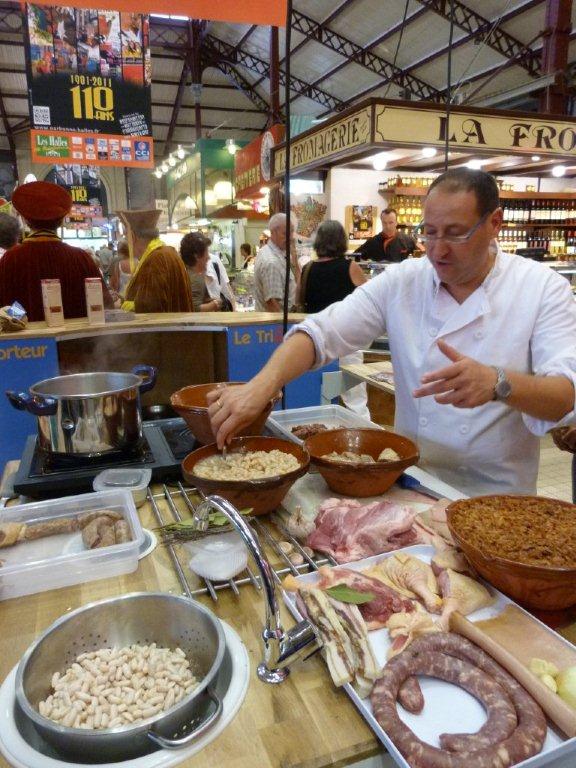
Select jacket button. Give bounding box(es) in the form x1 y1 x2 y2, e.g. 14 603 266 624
459 424 469 435
429 327 439 337
419 417 428 427
474 330 483 339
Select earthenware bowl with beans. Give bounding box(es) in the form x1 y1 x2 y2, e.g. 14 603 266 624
15 592 225 761
303 428 419 497
182 435 310 516
170 382 276 445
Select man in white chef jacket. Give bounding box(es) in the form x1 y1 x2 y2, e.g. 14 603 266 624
207 169 576 497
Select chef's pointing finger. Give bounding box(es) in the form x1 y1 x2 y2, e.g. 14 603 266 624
437 339 465 362
419 362 460 385
413 378 458 398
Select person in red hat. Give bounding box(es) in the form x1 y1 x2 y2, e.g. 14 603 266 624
0 180 113 321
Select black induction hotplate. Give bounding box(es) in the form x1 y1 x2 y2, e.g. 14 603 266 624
13 418 199 498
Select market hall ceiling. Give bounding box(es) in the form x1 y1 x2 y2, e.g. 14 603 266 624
0 0 574 163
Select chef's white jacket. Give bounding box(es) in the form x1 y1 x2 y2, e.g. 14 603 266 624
288 249 576 496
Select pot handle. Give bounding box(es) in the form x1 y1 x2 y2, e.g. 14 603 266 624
5 391 58 416
146 688 222 749
6 390 31 411
132 364 157 394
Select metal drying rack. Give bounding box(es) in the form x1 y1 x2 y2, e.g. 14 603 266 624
147 483 334 602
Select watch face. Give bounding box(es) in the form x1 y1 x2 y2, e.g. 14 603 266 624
496 379 512 399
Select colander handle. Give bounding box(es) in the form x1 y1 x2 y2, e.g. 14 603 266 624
146 688 222 749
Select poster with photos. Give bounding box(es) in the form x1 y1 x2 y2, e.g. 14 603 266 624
24 3 153 167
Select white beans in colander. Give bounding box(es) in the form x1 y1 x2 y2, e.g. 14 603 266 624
38 643 198 730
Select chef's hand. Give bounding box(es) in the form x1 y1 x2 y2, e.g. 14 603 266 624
413 339 498 408
207 382 271 449
551 426 576 453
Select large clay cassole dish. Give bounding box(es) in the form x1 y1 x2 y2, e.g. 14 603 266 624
283 544 576 768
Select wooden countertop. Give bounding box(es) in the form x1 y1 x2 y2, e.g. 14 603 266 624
341 360 395 394
1 312 307 340
0 485 380 768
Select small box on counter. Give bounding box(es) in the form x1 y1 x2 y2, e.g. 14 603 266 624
84 277 105 325
41 278 64 327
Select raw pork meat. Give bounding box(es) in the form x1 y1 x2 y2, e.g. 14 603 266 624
307 497 417 563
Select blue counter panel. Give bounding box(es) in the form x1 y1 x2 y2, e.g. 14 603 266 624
0 337 59 468
226 324 337 409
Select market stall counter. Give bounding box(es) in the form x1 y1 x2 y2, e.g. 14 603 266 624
0 312 337 470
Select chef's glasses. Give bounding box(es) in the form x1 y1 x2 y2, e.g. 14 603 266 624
417 210 493 245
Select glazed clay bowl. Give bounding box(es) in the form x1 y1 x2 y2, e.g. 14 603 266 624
170 383 275 445
182 436 310 516
303 428 419 498
447 496 576 610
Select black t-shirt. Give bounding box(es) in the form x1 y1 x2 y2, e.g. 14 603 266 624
354 231 417 262
304 258 356 313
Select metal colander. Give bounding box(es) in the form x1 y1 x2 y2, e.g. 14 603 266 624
15 592 225 762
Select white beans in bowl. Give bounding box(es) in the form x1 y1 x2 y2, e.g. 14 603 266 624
194 450 300 481
38 643 198 730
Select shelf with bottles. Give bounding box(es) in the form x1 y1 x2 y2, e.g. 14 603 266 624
499 227 576 257
502 199 576 225
387 195 423 227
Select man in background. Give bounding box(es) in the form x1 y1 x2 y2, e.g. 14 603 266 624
254 213 300 312
0 181 112 320
120 208 193 313
354 207 423 263
97 241 114 281
0 212 20 260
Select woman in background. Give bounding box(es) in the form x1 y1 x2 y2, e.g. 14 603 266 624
240 242 254 269
297 219 370 419
180 232 223 312
109 239 134 299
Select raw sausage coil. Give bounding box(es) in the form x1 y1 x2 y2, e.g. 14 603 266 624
371 633 546 768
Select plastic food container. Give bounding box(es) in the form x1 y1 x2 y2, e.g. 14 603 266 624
266 404 382 445
93 467 152 508
0 490 144 601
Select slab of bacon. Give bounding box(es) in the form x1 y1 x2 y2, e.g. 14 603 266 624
306 498 418 564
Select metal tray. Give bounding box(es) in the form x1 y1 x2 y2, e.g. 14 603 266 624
283 544 576 768
266 404 382 445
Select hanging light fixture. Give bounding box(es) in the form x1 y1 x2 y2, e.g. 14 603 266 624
184 195 197 210
168 155 177 167
176 145 186 160
371 152 388 171
161 162 169 174
422 147 437 158
225 138 238 155
214 179 233 200
552 165 566 177
154 168 162 179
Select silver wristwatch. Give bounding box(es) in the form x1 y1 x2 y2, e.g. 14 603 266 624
492 366 512 401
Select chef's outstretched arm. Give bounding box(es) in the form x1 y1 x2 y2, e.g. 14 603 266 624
207 331 316 448
414 339 574 422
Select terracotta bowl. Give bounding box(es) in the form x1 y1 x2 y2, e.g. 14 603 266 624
446 496 576 610
170 383 274 445
303 428 419 498
182 436 310 516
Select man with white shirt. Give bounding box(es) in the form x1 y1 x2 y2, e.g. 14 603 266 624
206 169 576 497
254 213 300 312
206 251 236 311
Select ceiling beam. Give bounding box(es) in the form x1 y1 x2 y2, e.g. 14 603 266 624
290 8 441 102
416 0 541 76
236 24 258 49
204 33 344 112
296 5 429 101
404 0 544 89
163 61 189 157
203 51 271 114
152 101 263 114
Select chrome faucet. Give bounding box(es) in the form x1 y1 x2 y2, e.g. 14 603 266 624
194 494 320 683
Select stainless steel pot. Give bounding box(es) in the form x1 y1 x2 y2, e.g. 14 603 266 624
6 364 157 456
15 592 226 762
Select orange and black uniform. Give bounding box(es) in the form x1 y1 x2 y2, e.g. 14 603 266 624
353 231 417 263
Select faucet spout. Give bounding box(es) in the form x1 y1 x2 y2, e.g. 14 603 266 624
194 495 319 683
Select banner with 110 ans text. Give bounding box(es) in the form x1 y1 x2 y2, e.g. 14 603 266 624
24 4 153 168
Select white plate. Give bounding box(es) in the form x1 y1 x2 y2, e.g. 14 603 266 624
283 544 576 768
0 620 249 768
